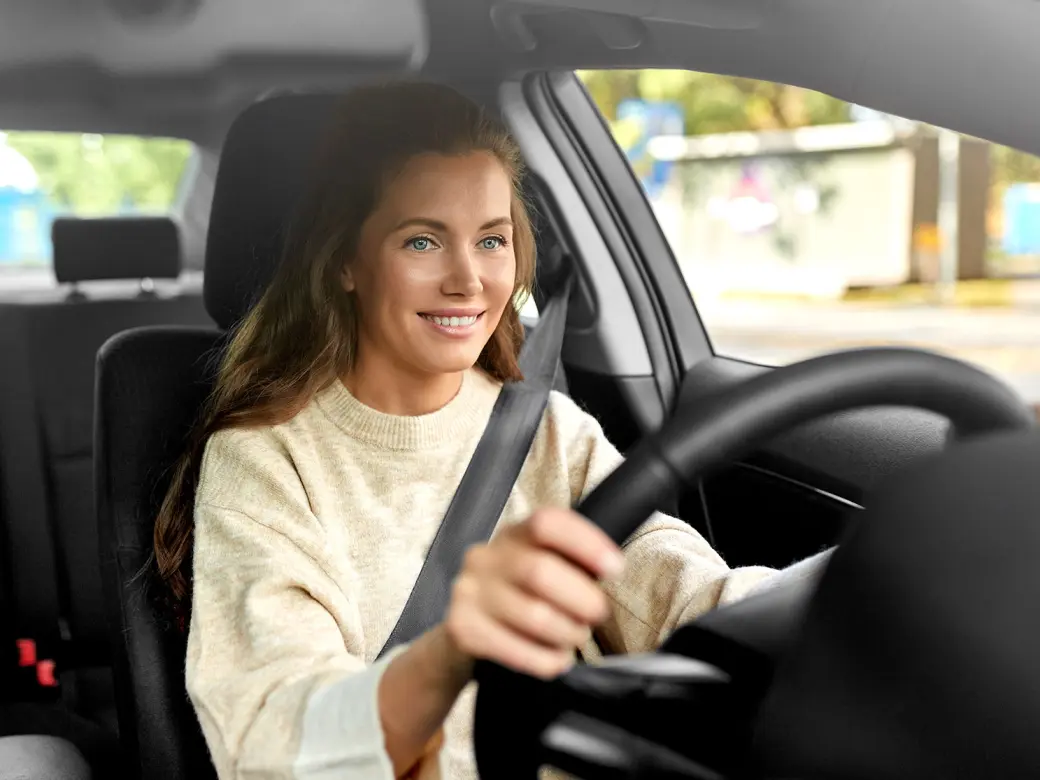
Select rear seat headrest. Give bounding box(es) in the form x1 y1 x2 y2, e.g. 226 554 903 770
204 93 339 331
52 216 182 284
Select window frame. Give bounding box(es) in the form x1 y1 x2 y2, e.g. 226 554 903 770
541 72 716 383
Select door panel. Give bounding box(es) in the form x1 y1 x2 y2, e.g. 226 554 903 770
684 464 858 570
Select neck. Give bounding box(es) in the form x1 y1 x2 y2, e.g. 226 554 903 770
343 356 466 417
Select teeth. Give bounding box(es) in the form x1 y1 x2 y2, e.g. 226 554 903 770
423 314 478 327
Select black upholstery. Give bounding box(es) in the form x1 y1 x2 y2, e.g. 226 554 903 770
204 94 338 330
96 94 346 780
0 216 210 771
96 91 571 780
0 298 210 664
96 327 222 780
52 217 181 284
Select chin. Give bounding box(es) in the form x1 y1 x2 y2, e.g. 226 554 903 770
416 350 484 377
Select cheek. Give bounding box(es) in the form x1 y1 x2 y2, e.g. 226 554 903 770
484 256 518 308
362 255 429 316
385 257 441 299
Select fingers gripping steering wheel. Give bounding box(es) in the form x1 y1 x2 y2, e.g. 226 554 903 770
472 347 1035 780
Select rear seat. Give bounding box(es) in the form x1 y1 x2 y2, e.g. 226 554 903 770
0 216 211 741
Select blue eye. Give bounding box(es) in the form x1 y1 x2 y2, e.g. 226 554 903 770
481 236 504 250
408 236 433 251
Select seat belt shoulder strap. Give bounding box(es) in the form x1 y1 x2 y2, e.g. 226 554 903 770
377 269 574 658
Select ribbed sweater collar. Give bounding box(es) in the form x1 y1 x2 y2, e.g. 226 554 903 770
315 368 498 451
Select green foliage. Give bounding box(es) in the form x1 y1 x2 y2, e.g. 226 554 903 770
577 69 852 136
990 143 1040 199
3 131 193 215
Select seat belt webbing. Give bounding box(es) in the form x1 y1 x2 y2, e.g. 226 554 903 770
377 267 574 658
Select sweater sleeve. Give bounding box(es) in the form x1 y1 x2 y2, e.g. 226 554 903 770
186 430 403 780
550 394 779 656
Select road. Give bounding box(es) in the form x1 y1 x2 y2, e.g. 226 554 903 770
701 298 1040 404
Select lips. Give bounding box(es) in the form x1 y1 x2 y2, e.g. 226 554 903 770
417 310 486 339
420 313 479 327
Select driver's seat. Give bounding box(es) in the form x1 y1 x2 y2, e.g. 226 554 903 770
94 93 343 780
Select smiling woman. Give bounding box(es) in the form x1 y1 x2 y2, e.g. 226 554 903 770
150 80 545 779
154 81 536 610
142 79 782 780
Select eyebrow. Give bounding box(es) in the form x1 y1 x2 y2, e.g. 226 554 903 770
392 216 513 233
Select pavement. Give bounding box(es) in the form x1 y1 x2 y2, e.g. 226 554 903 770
700 293 1040 404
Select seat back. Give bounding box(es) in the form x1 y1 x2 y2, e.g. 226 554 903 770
95 326 222 780
95 94 340 780
0 217 210 708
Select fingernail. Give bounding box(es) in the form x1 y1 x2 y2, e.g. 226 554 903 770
599 550 626 580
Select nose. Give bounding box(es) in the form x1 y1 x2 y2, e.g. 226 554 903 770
442 245 483 297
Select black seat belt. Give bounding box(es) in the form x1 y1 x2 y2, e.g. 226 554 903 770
378 265 575 659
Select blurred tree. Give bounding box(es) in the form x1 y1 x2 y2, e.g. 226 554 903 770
3 131 193 215
577 69 852 136
990 144 1040 196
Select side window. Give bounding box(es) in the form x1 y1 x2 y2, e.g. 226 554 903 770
580 70 1040 412
0 131 195 279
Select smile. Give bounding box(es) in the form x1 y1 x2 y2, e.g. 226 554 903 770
418 311 485 336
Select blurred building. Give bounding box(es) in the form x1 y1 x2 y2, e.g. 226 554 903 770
646 122 992 299
0 140 52 266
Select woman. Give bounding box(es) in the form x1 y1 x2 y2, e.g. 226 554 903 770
154 80 801 780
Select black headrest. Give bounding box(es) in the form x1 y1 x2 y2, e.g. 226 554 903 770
203 93 339 330
52 216 182 284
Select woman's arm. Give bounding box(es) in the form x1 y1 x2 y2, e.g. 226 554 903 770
549 393 782 655
191 502 464 780
188 430 474 780
378 624 473 776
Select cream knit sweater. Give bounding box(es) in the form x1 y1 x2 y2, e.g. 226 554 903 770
186 367 779 780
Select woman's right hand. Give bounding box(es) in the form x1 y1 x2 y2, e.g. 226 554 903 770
443 507 627 680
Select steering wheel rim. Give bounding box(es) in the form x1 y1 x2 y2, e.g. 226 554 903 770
473 347 1035 780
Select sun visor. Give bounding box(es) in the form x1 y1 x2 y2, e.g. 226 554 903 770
0 0 428 76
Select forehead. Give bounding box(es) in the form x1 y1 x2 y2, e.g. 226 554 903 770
377 151 513 226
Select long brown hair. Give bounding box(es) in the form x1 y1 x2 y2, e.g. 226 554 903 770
153 81 537 620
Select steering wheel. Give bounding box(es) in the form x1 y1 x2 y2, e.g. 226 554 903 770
472 347 1035 780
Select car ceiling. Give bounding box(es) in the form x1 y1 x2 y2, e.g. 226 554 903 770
0 0 426 145
1 0 1038 158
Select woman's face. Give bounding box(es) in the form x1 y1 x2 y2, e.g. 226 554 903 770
345 151 517 379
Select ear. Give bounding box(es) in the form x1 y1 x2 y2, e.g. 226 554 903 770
341 264 356 293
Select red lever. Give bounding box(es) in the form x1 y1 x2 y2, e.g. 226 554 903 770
16 639 36 667
36 660 58 688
